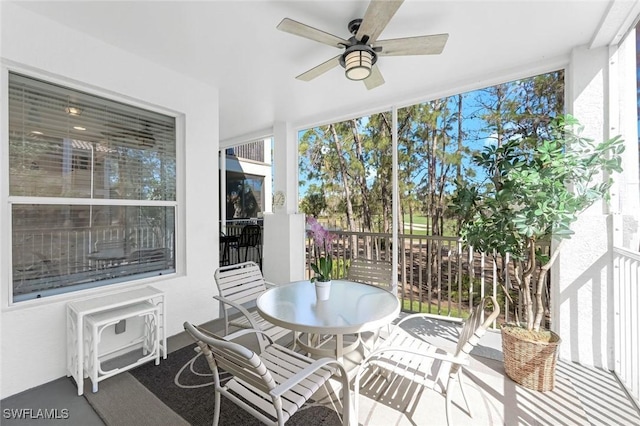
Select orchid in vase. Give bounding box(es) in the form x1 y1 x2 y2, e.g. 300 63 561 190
306 217 334 283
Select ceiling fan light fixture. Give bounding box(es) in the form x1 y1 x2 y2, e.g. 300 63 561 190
341 45 376 81
344 50 372 80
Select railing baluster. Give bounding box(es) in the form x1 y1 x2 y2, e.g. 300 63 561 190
426 236 431 314
447 242 452 316
612 246 640 406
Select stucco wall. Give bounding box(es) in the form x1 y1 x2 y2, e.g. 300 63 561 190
1 3 220 398
552 40 638 370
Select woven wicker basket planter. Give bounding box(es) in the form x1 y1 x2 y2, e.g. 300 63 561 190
501 323 561 392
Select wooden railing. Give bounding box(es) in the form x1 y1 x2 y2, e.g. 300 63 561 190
304 230 512 324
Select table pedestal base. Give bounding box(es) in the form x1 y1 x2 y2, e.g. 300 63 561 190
295 332 361 361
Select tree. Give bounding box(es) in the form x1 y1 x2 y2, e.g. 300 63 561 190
299 184 327 218
298 71 566 246
452 115 624 332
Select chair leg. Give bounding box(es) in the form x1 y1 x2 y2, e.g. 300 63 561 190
353 363 370 425
257 246 262 268
445 380 453 426
274 397 285 426
445 371 471 426
213 389 221 426
457 370 472 417
220 304 229 336
340 375 350 426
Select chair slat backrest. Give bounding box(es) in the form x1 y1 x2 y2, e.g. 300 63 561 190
451 296 500 374
215 261 267 306
347 258 393 291
183 322 276 394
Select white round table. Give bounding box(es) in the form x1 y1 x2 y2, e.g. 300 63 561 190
257 279 400 360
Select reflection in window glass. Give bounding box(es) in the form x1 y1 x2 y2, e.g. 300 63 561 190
12 204 175 301
8 72 177 302
225 172 263 219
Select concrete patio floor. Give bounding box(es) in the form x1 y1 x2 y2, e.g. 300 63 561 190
354 346 640 426
338 314 640 426
2 314 639 426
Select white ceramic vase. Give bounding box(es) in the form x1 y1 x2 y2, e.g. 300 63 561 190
314 280 332 301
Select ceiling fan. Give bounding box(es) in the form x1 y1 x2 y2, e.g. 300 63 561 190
277 0 448 90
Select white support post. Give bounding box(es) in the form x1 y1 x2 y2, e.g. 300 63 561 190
262 122 306 284
392 106 399 296
219 150 226 234
555 44 614 370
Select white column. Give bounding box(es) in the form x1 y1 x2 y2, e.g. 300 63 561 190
219 151 226 233
391 106 399 296
611 30 640 250
262 122 306 284
554 45 614 369
263 138 273 214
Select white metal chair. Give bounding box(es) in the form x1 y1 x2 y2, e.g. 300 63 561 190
183 322 350 426
347 258 394 347
214 261 291 349
353 296 500 426
347 258 393 291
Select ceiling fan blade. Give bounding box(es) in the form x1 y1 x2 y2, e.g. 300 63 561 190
364 64 385 90
374 33 449 56
277 18 349 48
296 55 341 81
356 0 404 44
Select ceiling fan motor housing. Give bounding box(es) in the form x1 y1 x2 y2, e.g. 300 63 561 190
348 18 363 36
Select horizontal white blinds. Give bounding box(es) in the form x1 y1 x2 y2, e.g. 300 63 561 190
8 72 178 302
8 72 176 201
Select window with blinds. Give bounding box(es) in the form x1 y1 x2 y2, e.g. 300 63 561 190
8 72 177 302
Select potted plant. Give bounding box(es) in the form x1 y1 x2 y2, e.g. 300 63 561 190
451 115 624 391
306 216 334 300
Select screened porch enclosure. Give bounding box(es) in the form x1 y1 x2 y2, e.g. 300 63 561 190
293 62 639 405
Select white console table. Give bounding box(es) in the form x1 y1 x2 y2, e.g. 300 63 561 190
66 286 167 395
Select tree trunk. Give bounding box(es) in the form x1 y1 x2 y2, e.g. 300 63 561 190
350 119 373 232
328 124 358 254
523 239 537 330
532 241 563 331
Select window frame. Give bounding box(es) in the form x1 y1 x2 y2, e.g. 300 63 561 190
2 65 183 307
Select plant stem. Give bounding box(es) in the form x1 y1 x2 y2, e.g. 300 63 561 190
532 239 563 331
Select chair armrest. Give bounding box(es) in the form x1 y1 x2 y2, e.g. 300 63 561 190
213 295 261 329
224 328 276 345
394 312 464 329
186 325 277 358
352 345 469 397
264 280 277 288
269 357 349 399
362 344 469 367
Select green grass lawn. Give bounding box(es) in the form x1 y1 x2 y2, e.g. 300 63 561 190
403 214 428 225
402 299 470 318
401 215 458 237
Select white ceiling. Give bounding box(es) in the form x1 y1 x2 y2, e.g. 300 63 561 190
12 0 639 145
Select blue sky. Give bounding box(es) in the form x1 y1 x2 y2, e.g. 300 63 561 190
298 87 510 198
